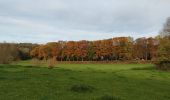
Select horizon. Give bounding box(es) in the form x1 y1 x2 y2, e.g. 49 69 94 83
0 0 170 43
0 36 157 44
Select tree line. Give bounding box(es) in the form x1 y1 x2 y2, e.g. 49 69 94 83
0 17 169 70
30 37 158 61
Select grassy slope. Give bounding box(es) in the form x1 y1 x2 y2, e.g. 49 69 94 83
0 61 170 100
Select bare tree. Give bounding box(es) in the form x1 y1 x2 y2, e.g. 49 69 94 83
160 17 170 37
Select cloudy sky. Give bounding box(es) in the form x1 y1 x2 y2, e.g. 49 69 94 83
0 0 170 43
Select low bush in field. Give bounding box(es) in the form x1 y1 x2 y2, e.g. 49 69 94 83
96 95 123 100
155 60 170 71
70 84 94 93
131 66 154 70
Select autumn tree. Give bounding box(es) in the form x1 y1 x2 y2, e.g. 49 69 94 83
63 41 76 61
112 37 133 60
93 40 102 61
133 38 150 60
118 37 133 60
58 41 66 61
31 45 52 60
30 46 40 59
87 42 95 61
146 38 159 60
47 42 61 60
0 43 19 64
78 41 88 61
30 37 158 62
100 39 113 61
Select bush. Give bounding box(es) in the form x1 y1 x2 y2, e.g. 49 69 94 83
97 95 123 100
70 84 94 93
156 60 170 71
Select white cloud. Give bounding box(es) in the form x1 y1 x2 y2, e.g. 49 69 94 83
0 0 170 43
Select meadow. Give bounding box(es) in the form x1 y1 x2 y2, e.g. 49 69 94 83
0 61 170 100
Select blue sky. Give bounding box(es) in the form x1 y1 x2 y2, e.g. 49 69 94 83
0 0 170 43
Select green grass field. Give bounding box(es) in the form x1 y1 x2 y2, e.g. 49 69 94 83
0 61 170 100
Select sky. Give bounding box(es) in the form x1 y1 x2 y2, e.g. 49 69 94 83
0 0 170 43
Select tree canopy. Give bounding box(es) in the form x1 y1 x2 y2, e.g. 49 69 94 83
30 37 158 61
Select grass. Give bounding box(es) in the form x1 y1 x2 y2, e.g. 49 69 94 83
0 61 170 100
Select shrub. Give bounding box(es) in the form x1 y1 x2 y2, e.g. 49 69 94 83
156 60 170 71
70 84 94 93
131 67 154 70
97 95 123 100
